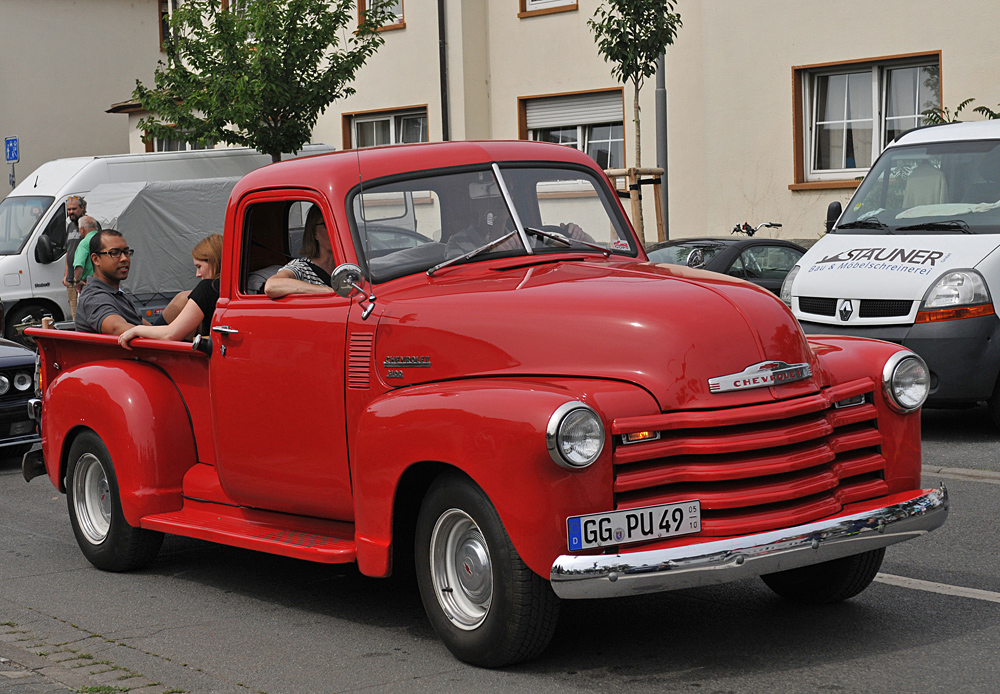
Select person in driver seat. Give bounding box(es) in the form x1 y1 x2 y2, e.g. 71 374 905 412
264 206 337 298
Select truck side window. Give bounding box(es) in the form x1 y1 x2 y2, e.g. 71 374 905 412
240 199 326 294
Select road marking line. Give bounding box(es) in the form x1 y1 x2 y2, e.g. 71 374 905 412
876 573 1000 603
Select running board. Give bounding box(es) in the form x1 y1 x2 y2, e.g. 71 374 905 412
141 499 357 564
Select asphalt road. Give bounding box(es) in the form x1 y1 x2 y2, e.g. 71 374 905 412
0 408 997 694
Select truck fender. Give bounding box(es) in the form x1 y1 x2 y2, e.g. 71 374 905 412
43 360 197 526
351 378 658 578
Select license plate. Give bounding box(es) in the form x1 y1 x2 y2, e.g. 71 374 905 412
566 500 701 551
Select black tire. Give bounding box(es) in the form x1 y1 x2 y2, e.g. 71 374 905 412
66 431 163 572
761 548 885 604
415 473 560 667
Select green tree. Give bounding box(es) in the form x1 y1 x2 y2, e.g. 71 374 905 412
588 0 682 169
923 98 1000 124
134 0 395 163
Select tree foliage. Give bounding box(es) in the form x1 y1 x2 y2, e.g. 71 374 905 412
923 98 1000 124
134 0 395 162
588 0 681 169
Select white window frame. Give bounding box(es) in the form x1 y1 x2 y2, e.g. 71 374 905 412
351 109 427 149
528 124 625 170
802 57 939 182
153 136 212 152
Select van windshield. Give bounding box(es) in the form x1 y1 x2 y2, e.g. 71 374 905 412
837 139 1000 234
0 196 54 254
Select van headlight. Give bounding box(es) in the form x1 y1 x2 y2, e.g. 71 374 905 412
780 265 800 306
546 402 605 470
882 352 930 413
921 270 990 309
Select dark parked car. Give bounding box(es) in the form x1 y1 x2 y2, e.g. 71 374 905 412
645 237 806 294
0 297 42 460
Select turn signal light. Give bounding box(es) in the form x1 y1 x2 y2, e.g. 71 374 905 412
622 430 660 444
915 303 995 323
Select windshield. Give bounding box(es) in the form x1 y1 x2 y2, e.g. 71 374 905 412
646 242 726 265
837 139 1000 234
0 196 54 254
350 164 635 282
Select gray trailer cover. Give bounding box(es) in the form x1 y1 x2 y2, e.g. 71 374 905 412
84 177 240 297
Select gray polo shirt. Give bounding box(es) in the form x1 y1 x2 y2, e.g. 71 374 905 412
75 277 143 334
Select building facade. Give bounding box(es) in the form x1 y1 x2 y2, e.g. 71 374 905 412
0 0 162 200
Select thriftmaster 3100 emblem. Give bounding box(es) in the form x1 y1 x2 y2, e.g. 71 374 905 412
708 360 812 393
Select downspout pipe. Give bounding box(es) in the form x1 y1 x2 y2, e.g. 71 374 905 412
655 53 669 239
437 0 451 141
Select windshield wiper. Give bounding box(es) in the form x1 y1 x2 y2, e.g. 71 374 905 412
837 218 892 233
524 226 611 257
426 230 519 277
896 219 973 234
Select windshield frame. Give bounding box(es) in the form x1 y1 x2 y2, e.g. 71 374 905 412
835 138 1000 235
0 195 55 255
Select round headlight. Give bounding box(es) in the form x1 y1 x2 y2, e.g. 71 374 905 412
882 352 930 413
546 402 605 470
0 375 9 396
13 372 32 391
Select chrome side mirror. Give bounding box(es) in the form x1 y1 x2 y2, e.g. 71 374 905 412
686 248 705 269
332 263 363 298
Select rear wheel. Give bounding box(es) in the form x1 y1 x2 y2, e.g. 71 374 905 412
66 431 163 572
415 473 559 667
761 548 885 604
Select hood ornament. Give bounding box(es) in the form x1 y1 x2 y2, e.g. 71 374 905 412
708 360 812 393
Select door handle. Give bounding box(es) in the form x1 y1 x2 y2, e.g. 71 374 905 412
212 325 239 335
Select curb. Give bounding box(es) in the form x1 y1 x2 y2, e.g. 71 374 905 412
922 465 1000 483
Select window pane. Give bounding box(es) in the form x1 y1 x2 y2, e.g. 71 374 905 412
536 127 578 147
815 124 844 170
846 72 872 120
585 121 625 169
816 74 847 122
356 119 391 148
886 67 918 120
397 114 427 143
885 116 918 145
919 65 940 115
845 122 872 169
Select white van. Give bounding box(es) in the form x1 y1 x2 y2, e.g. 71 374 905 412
781 120 1000 425
0 145 333 340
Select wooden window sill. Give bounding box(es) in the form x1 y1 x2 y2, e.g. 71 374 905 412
377 21 405 32
788 180 862 191
518 5 577 19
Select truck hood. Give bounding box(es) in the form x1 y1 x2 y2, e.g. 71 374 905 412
791 233 1000 300
373 259 820 411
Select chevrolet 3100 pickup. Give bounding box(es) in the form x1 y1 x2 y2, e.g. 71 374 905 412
24 141 947 666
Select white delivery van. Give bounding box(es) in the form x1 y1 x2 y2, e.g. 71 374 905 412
781 120 1000 425
0 145 333 340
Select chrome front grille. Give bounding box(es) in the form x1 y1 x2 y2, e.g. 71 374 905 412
611 379 885 538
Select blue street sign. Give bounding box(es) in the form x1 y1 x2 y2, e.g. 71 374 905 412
5 137 19 164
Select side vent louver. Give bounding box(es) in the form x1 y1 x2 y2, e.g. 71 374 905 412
348 333 374 389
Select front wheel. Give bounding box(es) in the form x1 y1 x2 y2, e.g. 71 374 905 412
415 473 560 667
66 431 163 572
760 548 885 604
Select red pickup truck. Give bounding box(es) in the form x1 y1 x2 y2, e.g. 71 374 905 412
24 141 947 667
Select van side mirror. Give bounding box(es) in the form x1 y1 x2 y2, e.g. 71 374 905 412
826 201 843 234
34 235 54 264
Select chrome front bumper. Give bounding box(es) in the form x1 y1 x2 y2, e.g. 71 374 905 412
550 487 947 599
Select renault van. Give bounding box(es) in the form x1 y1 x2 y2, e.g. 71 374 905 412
0 145 333 342
781 120 1000 425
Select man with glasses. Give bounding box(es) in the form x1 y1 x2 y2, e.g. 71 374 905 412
75 230 147 335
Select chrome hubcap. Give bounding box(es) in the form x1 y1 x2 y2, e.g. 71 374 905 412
429 508 492 630
73 453 111 544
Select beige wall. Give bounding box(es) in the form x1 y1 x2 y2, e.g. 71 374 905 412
324 0 665 243
666 0 1000 241
0 0 162 199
